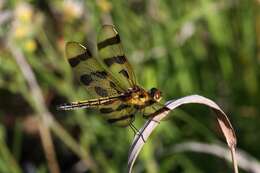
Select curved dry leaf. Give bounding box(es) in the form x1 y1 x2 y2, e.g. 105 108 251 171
127 95 238 173
172 141 260 173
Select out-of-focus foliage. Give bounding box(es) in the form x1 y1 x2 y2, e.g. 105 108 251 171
0 0 259 172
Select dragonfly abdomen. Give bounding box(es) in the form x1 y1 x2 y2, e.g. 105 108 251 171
57 97 119 110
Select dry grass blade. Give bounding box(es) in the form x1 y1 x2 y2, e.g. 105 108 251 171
8 41 98 173
9 42 60 173
173 141 260 173
128 95 238 173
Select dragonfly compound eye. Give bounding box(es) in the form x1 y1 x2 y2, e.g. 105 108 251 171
150 88 162 101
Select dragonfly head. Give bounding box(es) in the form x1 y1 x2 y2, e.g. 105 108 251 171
149 88 162 102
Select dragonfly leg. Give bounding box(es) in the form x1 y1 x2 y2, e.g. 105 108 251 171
150 119 160 124
141 108 149 119
141 107 160 124
150 105 161 124
129 123 145 143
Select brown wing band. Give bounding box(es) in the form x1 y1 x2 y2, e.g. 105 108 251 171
98 34 120 50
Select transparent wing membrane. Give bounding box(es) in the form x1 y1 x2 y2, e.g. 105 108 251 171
65 42 125 98
97 25 136 89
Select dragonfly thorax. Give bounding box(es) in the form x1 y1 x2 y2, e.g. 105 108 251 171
125 86 162 107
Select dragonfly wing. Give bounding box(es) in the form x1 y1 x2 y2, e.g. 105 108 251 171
142 102 166 118
65 41 137 127
98 100 137 127
65 41 125 98
97 25 136 90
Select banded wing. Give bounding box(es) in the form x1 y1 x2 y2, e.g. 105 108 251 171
65 41 124 98
99 101 137 127
142 102 166 118
97 25 136 90
59 42 136 127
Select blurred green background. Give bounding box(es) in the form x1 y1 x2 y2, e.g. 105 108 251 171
0 0 259 173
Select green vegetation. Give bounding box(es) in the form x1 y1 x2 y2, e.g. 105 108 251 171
0 0 259 172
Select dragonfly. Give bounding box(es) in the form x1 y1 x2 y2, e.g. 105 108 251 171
58 25 167 129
